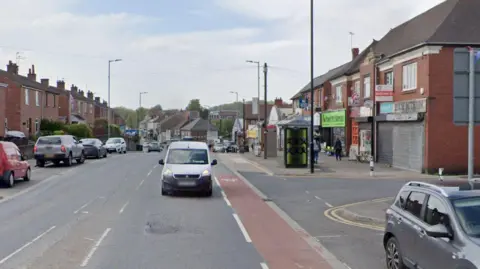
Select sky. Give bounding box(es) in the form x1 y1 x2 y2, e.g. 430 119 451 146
0 0 444 110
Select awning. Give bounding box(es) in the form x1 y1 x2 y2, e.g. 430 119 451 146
277 116 311 128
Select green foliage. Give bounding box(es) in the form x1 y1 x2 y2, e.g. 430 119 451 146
113 106 154 129
53 130 65 135
208 102 244 117
40 119 65 136
186 99 202 112
108 124 121 137
63 124 93 138
211 119 234 137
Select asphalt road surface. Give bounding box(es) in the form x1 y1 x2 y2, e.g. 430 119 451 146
0 151 266 269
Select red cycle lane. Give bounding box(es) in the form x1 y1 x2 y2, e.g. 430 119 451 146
216 174 334 269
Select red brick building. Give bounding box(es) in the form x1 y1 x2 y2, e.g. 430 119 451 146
0 82 7 137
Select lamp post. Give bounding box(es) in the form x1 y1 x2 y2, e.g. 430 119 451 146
138 91 148 130
229 91 239 103
309 0 315 173
107 59 122 139
246 60 261 123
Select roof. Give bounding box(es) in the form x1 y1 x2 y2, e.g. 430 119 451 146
169 141 208 150
375 0 480 59
0 69 60 94
158 112 189 130
402 180 480 200
181 118 218 131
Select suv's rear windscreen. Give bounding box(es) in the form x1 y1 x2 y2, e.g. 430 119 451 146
37 137 62 145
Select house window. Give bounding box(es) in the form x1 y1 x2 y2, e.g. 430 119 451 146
53 95 56 107
335 85 342 103
355 81 360 92
89 104 93 114
35 119 39 133
363 75 371 99
385 71 394 85
77 101 81 113
35 91 39 106
402 62 417 91
45 93 49 107
84 103 87 113
25 89 29 105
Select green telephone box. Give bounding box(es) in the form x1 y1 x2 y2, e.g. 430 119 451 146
284 127 308 168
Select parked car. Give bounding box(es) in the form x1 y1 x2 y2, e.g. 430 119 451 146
80 138 108 158
148 142 162 152
34 135 85 167
104 137 127 154
213 143 225 153
384 180 480 269
225 143 238 153
0 141 31 188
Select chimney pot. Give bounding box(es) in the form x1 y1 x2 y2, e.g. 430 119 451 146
7 61 19 74
95 97 100 102
87 91 94 99
57 80 65 90
41 78 49 86
71 85 78 93
352 48 360 60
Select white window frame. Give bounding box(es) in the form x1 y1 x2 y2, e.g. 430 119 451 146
89 104 93 114
335 85 342 103
402 62 417 91
363 75 371 99
35 91 40 106
84 103 87 113
385 71 394 85
355 80 360 92
35 119 39 132
25 88 29 105
78 101 81 113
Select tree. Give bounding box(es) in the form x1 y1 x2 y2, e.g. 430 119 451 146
149 104 163 115
200 108 209 120
186 99 202 112
211 119 234 137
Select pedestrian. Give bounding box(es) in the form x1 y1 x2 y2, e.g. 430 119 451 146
313 139 320 164
334 138 342 161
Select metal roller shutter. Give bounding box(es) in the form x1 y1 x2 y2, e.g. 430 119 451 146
392 122 424 172
378 123 394 165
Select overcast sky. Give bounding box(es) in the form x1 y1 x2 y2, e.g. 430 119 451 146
0 0 444 109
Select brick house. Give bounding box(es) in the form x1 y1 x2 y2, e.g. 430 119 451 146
208 110 239 120
58 84 96 127
180 118 218 141
0 62 61 137
94 97 108 120
0 82 7 137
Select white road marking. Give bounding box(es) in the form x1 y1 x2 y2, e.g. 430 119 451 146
80 228 111 267
154 164 158 168
0 226 56 265
119 201 129 214
84 237 95 241
343 262 353 269
74 199 95 214
221 191 232 207
315 235 345 238
294 262 305 268
214 176 221 186
246 160 274 176
82 211 89 214
325 202 333 208
305 190 309 194
260 262 269 269
232 213 252 243
314 196 333 208
147 170 153 177
136 179 145 190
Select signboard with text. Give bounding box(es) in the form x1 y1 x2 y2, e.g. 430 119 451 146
375 84 393 102
321 109 346 128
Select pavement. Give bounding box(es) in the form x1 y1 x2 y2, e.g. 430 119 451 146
0 150 349 269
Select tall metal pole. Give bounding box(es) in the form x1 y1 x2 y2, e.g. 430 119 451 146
468 48 475 181
107 61 111 139
257 62 261 124
309 0 315 173
264 63 268 159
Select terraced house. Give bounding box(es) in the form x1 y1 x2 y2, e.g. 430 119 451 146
291 0 480 174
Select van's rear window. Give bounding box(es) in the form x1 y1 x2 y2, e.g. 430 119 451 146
37 137 62 145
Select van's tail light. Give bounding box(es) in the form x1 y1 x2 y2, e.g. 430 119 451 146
33 146 37 153
60 145 66 152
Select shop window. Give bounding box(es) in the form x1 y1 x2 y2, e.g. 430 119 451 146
352 121 359 145
335 85 342 103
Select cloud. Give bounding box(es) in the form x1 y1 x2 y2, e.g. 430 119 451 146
0 0 445 111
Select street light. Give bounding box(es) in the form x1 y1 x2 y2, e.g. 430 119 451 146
309 0 315 174
138 91 148 129
246 60 261 124
229 91 239 103
107 59 122 139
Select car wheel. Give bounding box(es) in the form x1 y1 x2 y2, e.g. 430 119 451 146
65 154 72 166
53 160 60 166
4 171 14 188
161 188 167 196
23 168 31 181
96 151 100 159
204 188 213 197
385 237 406 269
104 151 107 158
77 152 85 164
36 160 45 167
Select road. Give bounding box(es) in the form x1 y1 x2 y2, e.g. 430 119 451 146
0 151 343 269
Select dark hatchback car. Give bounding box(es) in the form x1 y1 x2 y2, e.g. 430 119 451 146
384 180 480 269
80 138 107 158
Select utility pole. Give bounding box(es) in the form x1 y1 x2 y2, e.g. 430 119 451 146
263 63 268 159
468 48 475 181
107 59 122 139
246 60 261 123
309 0 315 173
139 92 148 130
349 32 355 50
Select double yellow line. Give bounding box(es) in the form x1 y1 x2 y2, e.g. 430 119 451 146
324 197 393 231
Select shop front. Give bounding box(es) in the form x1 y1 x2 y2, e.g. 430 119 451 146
350 102 373 160
321 109 346 155
375 98 426 172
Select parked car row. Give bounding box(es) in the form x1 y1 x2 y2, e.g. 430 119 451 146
212 141 238 153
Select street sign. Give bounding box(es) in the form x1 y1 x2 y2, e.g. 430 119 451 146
453 47 480 125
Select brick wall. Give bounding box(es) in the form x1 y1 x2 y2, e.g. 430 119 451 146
0 86 5 137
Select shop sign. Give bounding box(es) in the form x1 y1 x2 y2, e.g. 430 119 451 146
360 106 372 117
314 113 321 126
386 113 419 121
375 84 393 102
380 102 394 114
393 98 426 114
321 109 346 128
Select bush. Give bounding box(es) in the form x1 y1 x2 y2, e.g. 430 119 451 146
108 124 121 137
63 124 93 139
40 119 65 136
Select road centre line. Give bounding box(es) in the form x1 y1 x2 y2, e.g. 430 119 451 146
119 201 129 214
74 198 96 214
314 196 333 208
260 262 269 269
136 179 145 190
221 191 232 207
153 164 158 168
232 213 252 243
0 226 56 265
147 170 153 177
80 228 111 267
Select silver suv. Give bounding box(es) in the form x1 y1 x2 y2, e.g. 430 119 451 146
34 135 85 167
384 180 480 269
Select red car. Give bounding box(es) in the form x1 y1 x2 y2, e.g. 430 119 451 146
0 141 31 188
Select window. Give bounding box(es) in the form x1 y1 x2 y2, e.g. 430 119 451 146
354 80 360 92
4 118 7 130
166 149 209 165
395 191 410 208
405 191 426 218
35 91 40 106
335 85 342 102
45 93 49 107
385 71 394 85
402 62 417 91
424 196 448 226
35 119 39 133
53 95 56 107
453 197 480 236
363 75 371 98
25 88 29 105
77 101 81 113
84 102 87 113
89 104 93 114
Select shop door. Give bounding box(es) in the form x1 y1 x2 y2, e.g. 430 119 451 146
392 122 424 172
378 123 394 165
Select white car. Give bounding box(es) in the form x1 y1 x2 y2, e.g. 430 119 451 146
105 137 127 154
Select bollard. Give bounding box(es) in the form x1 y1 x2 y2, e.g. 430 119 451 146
369 158 374 177
439 168 444 181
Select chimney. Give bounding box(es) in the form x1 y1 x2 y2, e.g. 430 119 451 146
6 60 18 74
27 65 37 81
103 100 108 106
41 78 49 87
87 91 93 99
274 97 283 106
57 80 65 90
79 90 84 96
95 97 100 103
352 48 359 60
70 84 78 93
